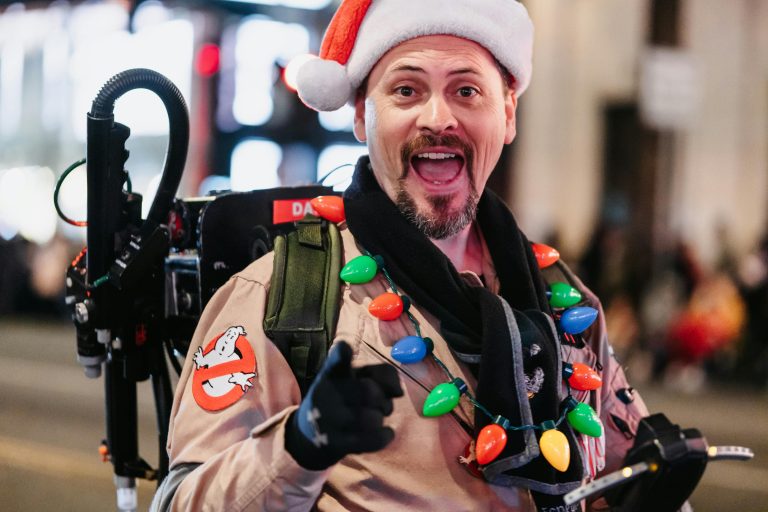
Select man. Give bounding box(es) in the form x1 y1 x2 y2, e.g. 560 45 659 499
152 1 648 510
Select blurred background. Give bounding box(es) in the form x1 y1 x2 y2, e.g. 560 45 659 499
0 0 766 510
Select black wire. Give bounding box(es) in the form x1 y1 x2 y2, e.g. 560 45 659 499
53 158 133 227
164 339 183 376
317 163 354 186
53 158 87 226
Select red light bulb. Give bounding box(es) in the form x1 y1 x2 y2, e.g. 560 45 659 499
532 243 560 269
310 195 345 223
476 423 508 465
563 362 602 391
368 292 404 320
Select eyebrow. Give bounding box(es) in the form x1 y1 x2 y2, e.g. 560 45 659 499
389 64 480 76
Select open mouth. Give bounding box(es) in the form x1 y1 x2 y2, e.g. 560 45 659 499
410 151 465 185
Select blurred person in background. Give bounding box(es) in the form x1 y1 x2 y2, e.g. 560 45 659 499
664 271 746 392
0 234 69 317
733 235 768 389
632 232 747 392
578 222 642 367
0 236 29 315
28 234 72 316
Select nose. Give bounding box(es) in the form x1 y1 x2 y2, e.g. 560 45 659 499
416 93 458 134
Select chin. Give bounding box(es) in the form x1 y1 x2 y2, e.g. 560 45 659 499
397 187 478 240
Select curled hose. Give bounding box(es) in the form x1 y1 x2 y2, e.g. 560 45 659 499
90 68 189 227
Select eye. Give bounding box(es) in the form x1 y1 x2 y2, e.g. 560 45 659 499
458 86 478 98
395 86 415 97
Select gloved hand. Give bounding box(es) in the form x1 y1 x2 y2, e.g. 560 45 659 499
285 341 404 470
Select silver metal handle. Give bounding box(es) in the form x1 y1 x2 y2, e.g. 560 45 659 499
564 461 655 505
562 444 754 505
707 445 754 461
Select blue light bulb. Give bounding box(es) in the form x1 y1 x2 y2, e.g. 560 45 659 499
560 307 598 334
391 335 428 363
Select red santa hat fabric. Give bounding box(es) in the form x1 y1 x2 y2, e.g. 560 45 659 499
296 0 534 112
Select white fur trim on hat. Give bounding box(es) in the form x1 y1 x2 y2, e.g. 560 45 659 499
296 0 534 112
295 57 353 112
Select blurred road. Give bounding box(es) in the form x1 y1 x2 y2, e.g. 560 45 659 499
1 318 766 511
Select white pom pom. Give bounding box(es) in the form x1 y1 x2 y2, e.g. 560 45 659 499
296 57 353 112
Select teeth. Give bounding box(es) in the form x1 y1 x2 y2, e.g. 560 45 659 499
415 152 457 160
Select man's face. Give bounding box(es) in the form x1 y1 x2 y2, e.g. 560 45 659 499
354 35 518 239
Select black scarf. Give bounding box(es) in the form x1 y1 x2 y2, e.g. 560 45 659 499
344 157 583 503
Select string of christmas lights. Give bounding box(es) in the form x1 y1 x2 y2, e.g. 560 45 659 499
312 195 605 472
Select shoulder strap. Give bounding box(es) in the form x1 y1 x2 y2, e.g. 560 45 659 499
263 215 342 395
540 259 584 292
540 259 594 349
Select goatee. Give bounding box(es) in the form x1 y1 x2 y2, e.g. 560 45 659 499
396 187 479 239
396 133 478 239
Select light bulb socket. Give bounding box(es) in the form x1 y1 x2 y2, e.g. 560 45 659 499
493 415 510 430
452 378 468 395
423 337 434 354
564 396 579 412
562 363 574 379
616 387 635 404
541 420 557 431
401 295 411 312
373 255 385 269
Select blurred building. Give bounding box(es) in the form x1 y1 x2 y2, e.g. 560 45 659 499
516 0 768 272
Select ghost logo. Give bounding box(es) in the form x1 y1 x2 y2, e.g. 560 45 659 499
192 326 257 411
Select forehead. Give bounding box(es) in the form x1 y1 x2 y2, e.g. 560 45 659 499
369 35 503 81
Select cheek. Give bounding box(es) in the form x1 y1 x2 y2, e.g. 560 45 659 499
472 124 505 161
369 109 408 158
469 122 506 187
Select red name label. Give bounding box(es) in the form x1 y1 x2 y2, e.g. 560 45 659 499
272 199 317 224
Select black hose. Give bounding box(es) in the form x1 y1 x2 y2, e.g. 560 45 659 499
90 68 189 227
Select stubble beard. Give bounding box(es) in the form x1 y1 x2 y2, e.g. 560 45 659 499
395 134 479 240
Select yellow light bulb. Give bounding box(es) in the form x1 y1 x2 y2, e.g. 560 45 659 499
540 427 570 472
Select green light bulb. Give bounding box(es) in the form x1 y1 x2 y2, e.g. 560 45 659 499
566 400 602 438
549 282 582 308
423 379 465 417
339 255 379 284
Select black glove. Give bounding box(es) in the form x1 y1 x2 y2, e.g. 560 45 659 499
285 341 404 470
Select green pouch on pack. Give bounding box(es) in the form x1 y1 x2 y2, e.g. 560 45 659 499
264 215 342 394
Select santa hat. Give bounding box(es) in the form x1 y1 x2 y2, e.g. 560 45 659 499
296 0 534 112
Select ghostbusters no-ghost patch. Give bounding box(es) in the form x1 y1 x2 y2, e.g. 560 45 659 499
192 326 257 411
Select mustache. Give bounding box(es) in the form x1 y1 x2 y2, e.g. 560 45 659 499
399 134 473 179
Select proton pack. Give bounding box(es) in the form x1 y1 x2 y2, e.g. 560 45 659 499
61 68 341 511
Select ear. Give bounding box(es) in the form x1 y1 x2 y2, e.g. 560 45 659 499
503 90 518 144
353 92 367 143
